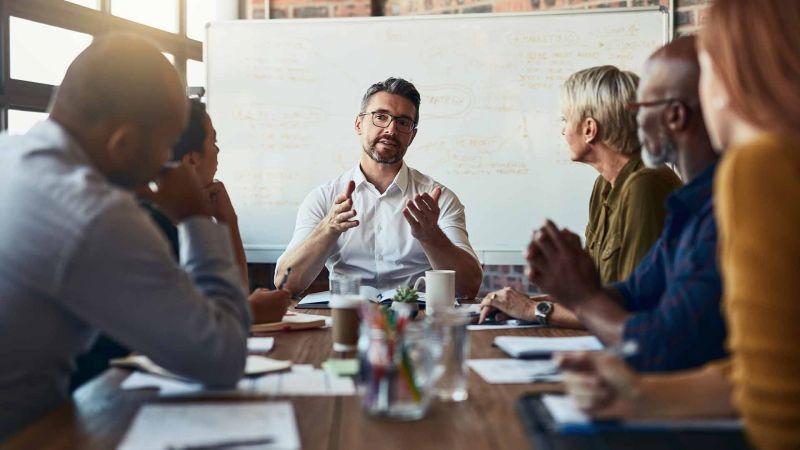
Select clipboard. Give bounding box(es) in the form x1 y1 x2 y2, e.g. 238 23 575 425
515 393 753 450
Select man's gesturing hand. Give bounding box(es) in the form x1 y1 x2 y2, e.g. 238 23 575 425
324 180 359 234
403 186 444 243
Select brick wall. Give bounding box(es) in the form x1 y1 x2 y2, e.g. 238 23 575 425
247 0 712 35
243 0 712 295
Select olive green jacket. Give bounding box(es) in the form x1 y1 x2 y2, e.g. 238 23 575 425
585 154 682 284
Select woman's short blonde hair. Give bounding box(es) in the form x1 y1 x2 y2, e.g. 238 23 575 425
561 65 640 156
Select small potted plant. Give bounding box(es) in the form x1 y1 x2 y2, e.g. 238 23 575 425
390 286 420 319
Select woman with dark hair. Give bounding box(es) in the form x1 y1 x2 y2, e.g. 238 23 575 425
144 98 291 322
72 99 290 389
557 1 800 448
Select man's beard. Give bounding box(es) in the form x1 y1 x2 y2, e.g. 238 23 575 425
641 135 677 168
363 138 406 164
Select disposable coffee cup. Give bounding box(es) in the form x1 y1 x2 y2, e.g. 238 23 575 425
331 294 363 352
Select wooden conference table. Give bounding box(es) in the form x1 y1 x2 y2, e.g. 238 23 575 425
4 306 588 450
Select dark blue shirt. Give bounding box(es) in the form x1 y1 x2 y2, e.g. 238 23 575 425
612 161 727 372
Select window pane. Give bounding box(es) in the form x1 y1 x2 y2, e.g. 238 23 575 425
162 52 175 65
8 110 49 135
187 59 205 88
65 0 99 9
10 17 92 86
112 0 179 33
187 0 213 41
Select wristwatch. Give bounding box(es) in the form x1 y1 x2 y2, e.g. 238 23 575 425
534 301 554 325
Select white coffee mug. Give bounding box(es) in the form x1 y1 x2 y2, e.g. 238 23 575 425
413 270 455 315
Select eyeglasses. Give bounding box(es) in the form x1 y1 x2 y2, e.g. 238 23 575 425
626 98 687 112
359 111 417 133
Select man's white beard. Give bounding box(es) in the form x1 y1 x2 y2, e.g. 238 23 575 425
641 145 672 168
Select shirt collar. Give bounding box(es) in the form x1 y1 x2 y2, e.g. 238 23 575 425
604 153 644 206
667 159 718 213
32 119 93 167
352 161 410 195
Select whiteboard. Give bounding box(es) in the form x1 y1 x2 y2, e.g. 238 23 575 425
207 8 669 264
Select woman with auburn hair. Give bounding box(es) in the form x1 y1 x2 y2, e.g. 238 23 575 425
556 0 800 449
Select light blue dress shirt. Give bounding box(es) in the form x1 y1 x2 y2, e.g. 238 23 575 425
0 120 250 437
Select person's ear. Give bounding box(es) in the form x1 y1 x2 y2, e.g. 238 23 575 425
181 151 201 168
665 102 688 132
407 127 418 146
354 114 364 135
106 123 140 165
583 118 598 144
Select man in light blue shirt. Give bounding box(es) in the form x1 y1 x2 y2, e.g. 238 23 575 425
0 35 250 438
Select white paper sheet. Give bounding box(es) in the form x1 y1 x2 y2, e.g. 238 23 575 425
494 336 603 358
248 337 275 353
122 366 355 397
467 359 562 383
118 401 300 450
467 322 544 331
251 368 356 396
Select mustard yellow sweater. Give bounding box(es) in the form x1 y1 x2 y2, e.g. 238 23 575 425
715 133 800 450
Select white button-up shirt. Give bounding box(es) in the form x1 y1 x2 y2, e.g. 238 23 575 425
280 163 479 291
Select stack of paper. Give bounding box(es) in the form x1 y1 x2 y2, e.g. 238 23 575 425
251 312 330 332
249 365 355 396
468 359 561 383
494 336 603 358
118 401 300 450
112 354 291 379
122 364 355 397
296 288 426 308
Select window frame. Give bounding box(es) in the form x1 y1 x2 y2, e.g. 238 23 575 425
0 0 206 131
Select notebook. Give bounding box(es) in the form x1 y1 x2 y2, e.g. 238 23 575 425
494 335 603 359
111 354 292 380
250 312 329 332
516 394 751 450
296 287 426 309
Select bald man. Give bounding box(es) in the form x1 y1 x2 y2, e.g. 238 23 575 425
0 35 249 437
522 36 725 372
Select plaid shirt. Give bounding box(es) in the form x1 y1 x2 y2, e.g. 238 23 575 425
612 161 727 372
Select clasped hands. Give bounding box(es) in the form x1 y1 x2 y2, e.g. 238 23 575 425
529 220 639 418
324 180 445 242
526 220 603 310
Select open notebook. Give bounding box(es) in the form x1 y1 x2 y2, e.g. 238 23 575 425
296 287 426 309
111 354 292 380
516 394 748 450
540 394 742 433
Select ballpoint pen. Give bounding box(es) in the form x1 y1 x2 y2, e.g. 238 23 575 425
530 340 640 379
277 267 291 290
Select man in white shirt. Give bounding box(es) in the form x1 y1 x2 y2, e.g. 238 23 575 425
276 78 482 298
0 35 248 438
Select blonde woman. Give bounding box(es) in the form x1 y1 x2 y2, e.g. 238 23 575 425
482 66 681 329
561 65 682 284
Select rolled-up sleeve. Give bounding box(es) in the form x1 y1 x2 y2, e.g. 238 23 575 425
277 186 331 266
436 186 480 264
